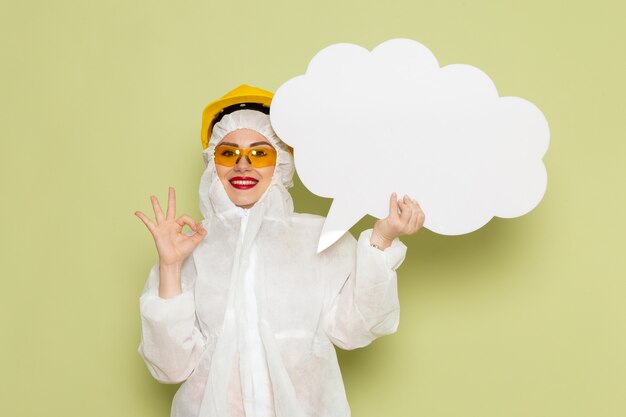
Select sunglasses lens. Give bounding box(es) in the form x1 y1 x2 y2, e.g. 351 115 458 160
214 146 277 168
214 146 240 167
248 147 277 168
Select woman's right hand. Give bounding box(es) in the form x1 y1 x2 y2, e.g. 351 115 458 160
135 187 207 267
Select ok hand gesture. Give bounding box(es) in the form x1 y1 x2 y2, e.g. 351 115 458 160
135 187 207 267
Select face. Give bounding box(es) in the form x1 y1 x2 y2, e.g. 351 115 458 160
214 128 276 208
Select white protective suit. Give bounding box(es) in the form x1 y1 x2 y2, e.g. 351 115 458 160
138 110 407 417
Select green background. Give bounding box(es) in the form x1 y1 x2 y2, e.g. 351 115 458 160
1 0 624 416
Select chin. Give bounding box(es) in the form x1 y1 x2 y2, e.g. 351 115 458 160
229 194 259 208
223 182 269 208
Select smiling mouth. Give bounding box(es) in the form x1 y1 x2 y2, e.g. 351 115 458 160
229 176 259 190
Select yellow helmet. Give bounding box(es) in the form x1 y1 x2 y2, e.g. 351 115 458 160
201 84 273 149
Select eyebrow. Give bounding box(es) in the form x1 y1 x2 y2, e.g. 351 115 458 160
249 141 273 147
217 141 273 148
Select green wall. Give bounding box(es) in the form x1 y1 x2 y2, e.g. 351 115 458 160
1 0 624 416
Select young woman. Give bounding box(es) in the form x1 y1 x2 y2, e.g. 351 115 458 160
135 85 425 417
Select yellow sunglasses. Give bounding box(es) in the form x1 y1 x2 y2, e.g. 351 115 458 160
214 145 277 168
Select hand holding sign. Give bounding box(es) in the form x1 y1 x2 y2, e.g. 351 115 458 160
270 39 550 252
371 193 425 250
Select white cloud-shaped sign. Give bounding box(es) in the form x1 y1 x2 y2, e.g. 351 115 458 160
270 39 550 252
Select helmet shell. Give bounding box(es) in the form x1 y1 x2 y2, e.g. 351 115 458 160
201 84 273 149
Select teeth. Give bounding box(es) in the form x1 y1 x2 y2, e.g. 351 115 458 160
231 180 258 185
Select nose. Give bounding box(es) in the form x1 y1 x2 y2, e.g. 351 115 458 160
233 154 252 172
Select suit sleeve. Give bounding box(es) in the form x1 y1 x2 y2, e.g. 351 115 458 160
137 256 207 383
323 229 407 350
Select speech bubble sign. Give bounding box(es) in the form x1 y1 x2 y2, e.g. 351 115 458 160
270 39 550 252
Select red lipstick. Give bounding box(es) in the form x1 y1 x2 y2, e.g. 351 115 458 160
229 176 259 190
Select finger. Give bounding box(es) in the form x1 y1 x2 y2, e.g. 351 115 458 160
410 197 423 211
135 211 157 234
176 215 198 231
407 198 425 230
417 203 426 227
398 196 413 223
396 197 405 216
388 192 399 219
405 203 419 234
166 187 176 220
190 224 207 245
416 210 425 230
150 195 165 224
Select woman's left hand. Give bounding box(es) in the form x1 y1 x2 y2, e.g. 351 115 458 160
371 193 425 250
